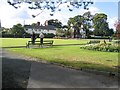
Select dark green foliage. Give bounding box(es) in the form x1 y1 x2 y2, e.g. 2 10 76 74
93 13 113 36
48 19 62 28
67 15 84 38
105 28 114 36
11 23 25 36
82 11 93 38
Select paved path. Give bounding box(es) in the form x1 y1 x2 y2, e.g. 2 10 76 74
27 61 118 88
0 48 2 89
1 49 119 88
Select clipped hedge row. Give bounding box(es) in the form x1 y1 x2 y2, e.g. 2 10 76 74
2 33 55 38
80 43 120 52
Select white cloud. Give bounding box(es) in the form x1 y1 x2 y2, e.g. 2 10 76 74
94 0 119 2
89 7 100 14
108 17 117 30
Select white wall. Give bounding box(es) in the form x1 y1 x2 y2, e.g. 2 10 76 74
25 28 56 34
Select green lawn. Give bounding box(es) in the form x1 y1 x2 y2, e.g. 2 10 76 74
1 38 119 72
1 38 89 47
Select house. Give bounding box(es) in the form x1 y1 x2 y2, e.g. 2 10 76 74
24 21 56 35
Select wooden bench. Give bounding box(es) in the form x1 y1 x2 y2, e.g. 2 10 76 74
26 40 54 48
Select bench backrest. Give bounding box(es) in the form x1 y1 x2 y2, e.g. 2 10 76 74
28 40 53 43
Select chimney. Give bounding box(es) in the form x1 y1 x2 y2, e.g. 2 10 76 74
44 20 48 26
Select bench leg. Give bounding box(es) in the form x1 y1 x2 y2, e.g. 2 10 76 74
26 43 28 48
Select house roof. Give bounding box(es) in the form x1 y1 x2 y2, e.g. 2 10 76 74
24 25 32 28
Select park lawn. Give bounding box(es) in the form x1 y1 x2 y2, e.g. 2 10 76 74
1 38 119 72
1 38 89 47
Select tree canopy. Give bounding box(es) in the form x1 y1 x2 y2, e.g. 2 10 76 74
11 23 25 36
48 19 62 28
92 13 110 36
67 12 93 38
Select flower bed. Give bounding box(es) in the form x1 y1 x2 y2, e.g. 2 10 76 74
80 43 120 52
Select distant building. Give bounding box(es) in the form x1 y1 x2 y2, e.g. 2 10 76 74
24 21 56 34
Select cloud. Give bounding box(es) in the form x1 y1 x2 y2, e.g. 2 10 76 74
12 8 31 20
94 0 119 2
77 6 105 15
108 17 117 30
89 6 101 14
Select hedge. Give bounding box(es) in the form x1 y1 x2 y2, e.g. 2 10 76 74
2 33 55 38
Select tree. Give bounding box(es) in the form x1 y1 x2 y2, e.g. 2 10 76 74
32 23 37 27
105 28 114 36
93 13 110 36
68 15 84 38
62 25 73 38
7 0 93 17
48 19 62 28
82 11 93 38
114 20 120 38
56 28 65 37
11 24 25 37
67 12 93 38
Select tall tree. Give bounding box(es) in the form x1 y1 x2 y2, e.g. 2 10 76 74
48 19 62 28
93 13 110 36
68 15 84 38
82 11 93 38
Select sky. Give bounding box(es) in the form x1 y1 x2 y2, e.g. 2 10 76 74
0 0 119 30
